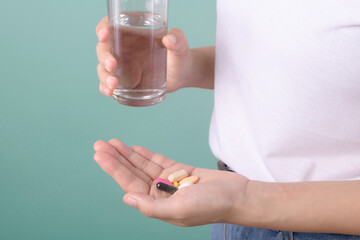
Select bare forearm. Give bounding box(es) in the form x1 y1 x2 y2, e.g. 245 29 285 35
186 46 215 90
232 180 360 235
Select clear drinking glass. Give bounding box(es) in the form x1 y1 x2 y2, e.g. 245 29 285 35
107 0 168 107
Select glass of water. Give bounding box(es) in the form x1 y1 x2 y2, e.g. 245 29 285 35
107 0 168 107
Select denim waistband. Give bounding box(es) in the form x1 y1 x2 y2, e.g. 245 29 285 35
214 162 360 240
211 223 360 240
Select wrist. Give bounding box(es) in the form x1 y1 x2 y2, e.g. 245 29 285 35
185 47 215 89
177 48 200 89
229 180 283 229
225 178 360 234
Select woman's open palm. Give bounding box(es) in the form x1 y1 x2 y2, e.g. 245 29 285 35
94 139 249 226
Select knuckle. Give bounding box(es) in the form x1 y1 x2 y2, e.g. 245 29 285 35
96 43 101 53
99 74 106 84
97 45 111 62
96 17 107 33
97 65 107 80
101 16 108 25
99 84 108 96
96 25 102 35
142 208 155 219
97 64 102 72
172 27 183 34
171 28 185 38
155 153 167 166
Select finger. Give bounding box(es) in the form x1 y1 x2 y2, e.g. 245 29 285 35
94 140 118 157
94 141 153 184
157 218 188 227
131 146 195 183
99 83 113 97
96 17 109 42
123 192 181 219
131 145 177 169
162 28 190 56
109 139 163 180
94 151 151 194
96 42 117 72
97 64 118 90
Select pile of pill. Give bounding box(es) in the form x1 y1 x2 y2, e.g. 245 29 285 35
156 169 199 194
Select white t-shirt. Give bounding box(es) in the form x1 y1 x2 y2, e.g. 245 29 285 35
209 0 360 182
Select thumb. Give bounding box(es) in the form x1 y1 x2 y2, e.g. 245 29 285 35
162 28 190 56
123 192 173 219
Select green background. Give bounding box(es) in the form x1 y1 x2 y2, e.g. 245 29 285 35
0 0 217 239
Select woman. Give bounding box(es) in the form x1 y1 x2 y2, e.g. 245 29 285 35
94 1 360 239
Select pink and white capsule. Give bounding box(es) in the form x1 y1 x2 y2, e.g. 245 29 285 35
155 178 174 186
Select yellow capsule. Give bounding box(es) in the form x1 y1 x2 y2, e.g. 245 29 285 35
174 181 179 188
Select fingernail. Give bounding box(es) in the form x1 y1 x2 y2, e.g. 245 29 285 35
106 77 116 88
98 29 105 41
104 87 113 97
124 196 137 208
165 34 177 45
105 59 113 72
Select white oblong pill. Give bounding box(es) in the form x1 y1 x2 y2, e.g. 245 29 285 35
178 182 193 189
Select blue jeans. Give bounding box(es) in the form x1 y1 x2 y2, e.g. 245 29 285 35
211 223 360 240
